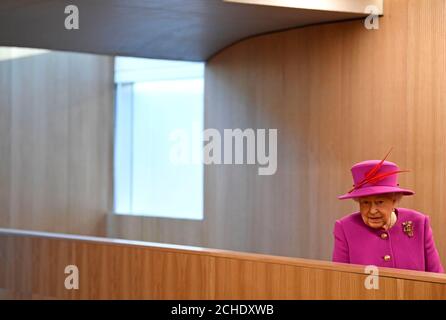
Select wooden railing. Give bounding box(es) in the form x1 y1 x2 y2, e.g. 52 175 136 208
0 228 445 299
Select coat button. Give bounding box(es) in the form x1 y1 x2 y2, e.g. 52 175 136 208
383 255 391 261
381 233 388 239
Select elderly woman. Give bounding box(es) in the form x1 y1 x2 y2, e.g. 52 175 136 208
333 156 444 273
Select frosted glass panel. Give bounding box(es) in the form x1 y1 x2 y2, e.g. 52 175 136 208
114 57 204 220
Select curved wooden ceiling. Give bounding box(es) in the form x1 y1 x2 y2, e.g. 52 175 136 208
0 0 382 61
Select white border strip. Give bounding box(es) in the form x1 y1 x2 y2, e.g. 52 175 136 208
223 0 383 15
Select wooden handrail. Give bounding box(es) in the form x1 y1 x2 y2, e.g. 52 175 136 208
1 228 445 285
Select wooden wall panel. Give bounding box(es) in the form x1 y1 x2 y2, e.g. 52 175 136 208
1 230 445 300
109 0 446 269
0 48 114 236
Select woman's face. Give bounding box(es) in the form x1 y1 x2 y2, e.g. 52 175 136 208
358 194 396 229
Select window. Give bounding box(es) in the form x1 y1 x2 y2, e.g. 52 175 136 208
114 57 204 220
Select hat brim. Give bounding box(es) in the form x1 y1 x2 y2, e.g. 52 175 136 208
338 186 415 200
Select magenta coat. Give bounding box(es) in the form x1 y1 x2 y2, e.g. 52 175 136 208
332 208 444 273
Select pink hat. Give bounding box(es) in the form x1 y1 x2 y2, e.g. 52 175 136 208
338 158 415 200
